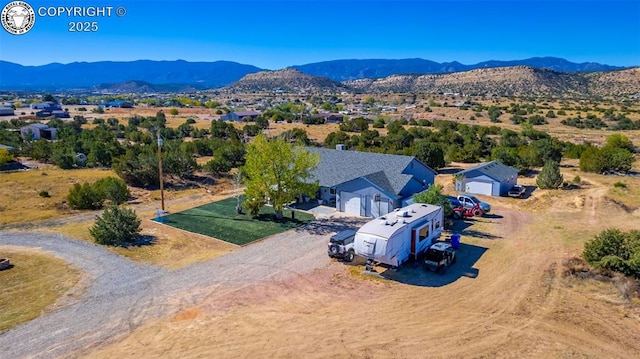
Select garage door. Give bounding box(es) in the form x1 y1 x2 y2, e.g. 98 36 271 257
341 191 362 216
465 180 493 196
368 197 390 218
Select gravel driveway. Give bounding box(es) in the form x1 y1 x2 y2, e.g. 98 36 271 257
0 216 366 358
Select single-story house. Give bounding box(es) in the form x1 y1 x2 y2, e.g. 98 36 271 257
36 110 70 118
311 113 344 123
100 100 134 108
30 102 62 111
221 110 261 121
20 124 57 140
306 146 437 217
0 107 15 116
454 160 518 196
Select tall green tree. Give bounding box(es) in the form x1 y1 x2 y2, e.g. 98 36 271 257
242 134 319 219
413 184 453 217
413 140 445 169
536 161 563 189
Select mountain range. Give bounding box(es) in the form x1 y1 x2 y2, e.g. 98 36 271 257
0 57 628 91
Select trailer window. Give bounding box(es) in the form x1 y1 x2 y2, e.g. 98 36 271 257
419 226 429 242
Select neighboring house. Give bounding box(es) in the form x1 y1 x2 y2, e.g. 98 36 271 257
311 112 344 123
306 146 437 217
454 160 519 196
100 100 134 108
36 110 70 118
30 102 62 111
221 110 261 121
20 124 57 140
0 107 15 116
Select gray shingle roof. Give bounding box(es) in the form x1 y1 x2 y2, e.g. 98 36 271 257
457 160 518 182
306 147 433 196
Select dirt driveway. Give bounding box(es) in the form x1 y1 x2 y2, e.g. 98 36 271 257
0 216 366 358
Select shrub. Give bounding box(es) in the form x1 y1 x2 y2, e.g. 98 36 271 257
614 182 627 189
572 175 581 184
39 190 50 198
94 177 130 204
583 229 640 278
67 183 104 210
90 205 141 246
536 161 563 189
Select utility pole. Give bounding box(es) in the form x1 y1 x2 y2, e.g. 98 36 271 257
157 127 165 211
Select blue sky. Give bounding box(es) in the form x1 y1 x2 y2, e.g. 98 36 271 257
0 0 639 69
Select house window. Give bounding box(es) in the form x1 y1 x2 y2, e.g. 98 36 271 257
330 188 336 195
419 226 429 242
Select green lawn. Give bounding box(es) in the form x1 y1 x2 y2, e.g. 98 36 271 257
160 197 315 246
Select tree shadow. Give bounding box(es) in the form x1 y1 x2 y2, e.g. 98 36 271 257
125 234 156 248
298 217 369 236
375 242 489 287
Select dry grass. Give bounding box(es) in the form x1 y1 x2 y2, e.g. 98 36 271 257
0 246 80 332
0 166 118 226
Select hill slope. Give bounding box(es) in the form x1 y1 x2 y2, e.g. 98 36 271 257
345 66 640 97
224 68 348 93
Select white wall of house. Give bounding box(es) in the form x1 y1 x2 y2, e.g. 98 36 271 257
336 178 394 217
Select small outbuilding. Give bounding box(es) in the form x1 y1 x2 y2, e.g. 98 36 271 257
20 124 57 140
454 160 518 196
221 110 261 121
0 107 15 116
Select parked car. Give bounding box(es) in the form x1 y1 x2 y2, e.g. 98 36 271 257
507 184 526 198
457 194 491 214
424 242 456 273
327 229 356 262
446 196 463 210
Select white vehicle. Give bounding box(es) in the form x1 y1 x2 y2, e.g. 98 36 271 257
327 229 356 262
354 203 444 267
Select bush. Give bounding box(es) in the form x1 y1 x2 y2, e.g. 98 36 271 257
39 190 50 198
67 183 104 210
90 205 141 246
572 175 581 184
614 182 627 189
94 177 130 204
583 229 640 278
536 161 563 189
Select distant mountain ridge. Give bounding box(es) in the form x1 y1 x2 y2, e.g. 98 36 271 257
292 57 624 81
0 57 629 91
0 60 264 90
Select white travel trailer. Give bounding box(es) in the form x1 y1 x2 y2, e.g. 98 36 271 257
354 203 444 267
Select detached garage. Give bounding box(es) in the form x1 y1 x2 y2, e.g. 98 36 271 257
455 160 519 196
